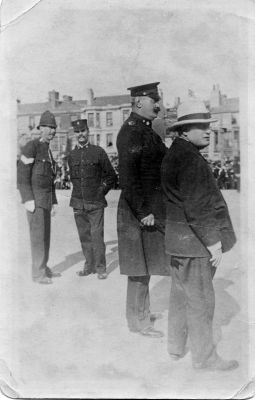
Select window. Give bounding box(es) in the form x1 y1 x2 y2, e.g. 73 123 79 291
123 109 130 122
60 136 66 152
28 116 35 130
88 113 94 127
96 113 100 128
106 112 113 126
96 134 100 145
106 133 113 147
50 136 59 151
89 134 94 145
55 117 61 128
234 130 239 141
214 130 218 146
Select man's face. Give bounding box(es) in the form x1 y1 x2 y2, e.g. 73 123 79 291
138 96 160 120
183 123 211 149
40 126 56 143
75 129 89 145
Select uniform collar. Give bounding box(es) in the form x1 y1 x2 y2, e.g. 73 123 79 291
39 138 49 145
130 112 152 128
76 142 89 149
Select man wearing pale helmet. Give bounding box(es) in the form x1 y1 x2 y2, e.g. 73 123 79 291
161 99 238 370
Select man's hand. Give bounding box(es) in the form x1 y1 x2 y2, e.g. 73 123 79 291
141 214 155 226
51 205 57 217
24 200 35 213
207 242 222 267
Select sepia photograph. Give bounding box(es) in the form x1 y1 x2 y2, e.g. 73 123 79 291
0 0 255 398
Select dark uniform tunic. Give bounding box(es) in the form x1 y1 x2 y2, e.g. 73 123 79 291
117 112 169 332
117 112 169 276
68 143 116 273
17 138 57 280
161 137 236 365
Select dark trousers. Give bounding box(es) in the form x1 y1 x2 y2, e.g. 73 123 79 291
26 207 51 280
126 276 152 332
74 207 106 273
168 256 216 365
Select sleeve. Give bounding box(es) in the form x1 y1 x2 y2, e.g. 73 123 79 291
100 150 117 194
178 155 221 247
52 180 58 205
17 140 36 203
119 129 150 220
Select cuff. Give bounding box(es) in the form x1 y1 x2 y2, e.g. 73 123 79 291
207 241 222 253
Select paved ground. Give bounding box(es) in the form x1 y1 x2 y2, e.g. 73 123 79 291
0 189 252 398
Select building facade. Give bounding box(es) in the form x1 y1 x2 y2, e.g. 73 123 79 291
17 85 239 163
207 85 240 161
17 88 166 161
165 85 240 162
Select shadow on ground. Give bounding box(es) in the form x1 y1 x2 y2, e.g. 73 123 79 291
51 240 119 275
150 275 240 340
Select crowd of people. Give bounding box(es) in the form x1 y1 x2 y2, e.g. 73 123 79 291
54 161 71 190
209 159 240 191
53 157 241 192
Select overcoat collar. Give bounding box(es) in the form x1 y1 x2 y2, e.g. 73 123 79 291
174 137 206 157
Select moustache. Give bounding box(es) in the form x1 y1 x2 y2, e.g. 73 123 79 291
153 106 160 113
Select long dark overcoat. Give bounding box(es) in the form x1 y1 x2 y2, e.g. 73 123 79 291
161 137 236 257
117 112 170 276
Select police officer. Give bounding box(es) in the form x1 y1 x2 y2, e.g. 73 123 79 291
17 110 61 284
68 119 117 279
117 82 169 338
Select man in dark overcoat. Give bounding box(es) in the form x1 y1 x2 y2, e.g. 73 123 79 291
117 82 169 338
68 119 117 279
161 99 238 370
17 110 61 284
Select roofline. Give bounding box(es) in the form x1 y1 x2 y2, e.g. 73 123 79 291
211 109 239 114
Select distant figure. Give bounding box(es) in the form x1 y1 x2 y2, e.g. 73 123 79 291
68 119 117 280
161 99 238 371
217 166 226 189
17 111 61 284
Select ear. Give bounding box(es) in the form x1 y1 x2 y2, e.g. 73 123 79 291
135 97 142 108
181 129 188 138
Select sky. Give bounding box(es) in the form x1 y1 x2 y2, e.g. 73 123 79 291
1 0 254 107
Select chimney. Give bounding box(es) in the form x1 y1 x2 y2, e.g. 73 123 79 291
63 95 73 102
209 84 221 108
86 88 94 106
174 97 180 108
48 90 59 108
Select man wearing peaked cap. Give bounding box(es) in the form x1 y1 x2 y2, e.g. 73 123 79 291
71 119 88 133
17 110 61 284
127 82 161 102
161 99 238 370
68 119 117 280
116 82 169 338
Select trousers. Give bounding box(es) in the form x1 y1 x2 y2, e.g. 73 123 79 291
168 256 216 365
74 207 106 273
126 276 153 332
26 207 51 280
